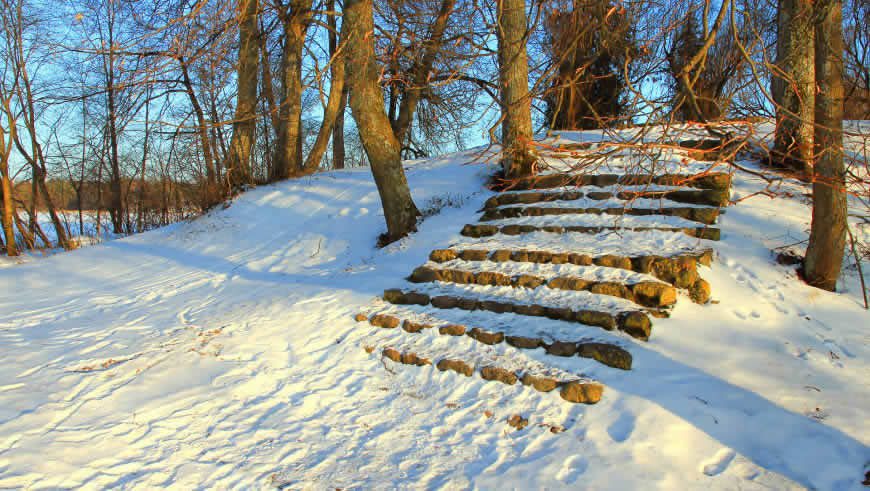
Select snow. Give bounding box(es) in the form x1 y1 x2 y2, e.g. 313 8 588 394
0 124 868 489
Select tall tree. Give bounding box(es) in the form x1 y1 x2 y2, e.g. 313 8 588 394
300 0 348 174
496 0 534 179
273 0 313 179
343 0 419 243
327 0 347 170
0 98 16 256
804 0 846 291
772 0 815 177
226 0 260 187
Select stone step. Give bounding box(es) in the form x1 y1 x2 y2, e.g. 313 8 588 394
493 172 731 192
370 345 605 404
382 288 653 341
407 264 676 309
430 247 709 286
357 311 633 370
483 188 729 208
480 205 720 225
461 223 721 241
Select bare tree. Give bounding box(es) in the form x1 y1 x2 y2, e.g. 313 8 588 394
497 0 534 178
272 0 312 179
771 0 814 177
343 0 419 243
226 0 260 187
804 0 847 291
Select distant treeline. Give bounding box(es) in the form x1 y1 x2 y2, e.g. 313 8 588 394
11 179 197 214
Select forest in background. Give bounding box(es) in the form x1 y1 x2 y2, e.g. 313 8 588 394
0 0 867 290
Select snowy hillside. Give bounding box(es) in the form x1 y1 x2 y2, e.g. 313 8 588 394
0 124 868 489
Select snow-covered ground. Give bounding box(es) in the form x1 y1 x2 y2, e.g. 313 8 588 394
0 124 869 489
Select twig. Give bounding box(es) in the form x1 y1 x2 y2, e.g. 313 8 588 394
846 225 868 310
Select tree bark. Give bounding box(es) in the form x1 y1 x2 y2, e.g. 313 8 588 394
772 0 815 177
274 0 312 180
226 0 260 187
343 0 420 243
496 0 534 178
332 86 347 169
327 0 347 170
180 58 216 187
0 158 16 256
301 5 346 174
804 0 846 291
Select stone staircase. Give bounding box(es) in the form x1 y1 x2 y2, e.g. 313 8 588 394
357 153 731 406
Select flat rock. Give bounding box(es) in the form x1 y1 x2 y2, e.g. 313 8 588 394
521 373 560 392
402 320 432 333
620 312 652 340
595 255 633 270
551 253 571 264
429 249 459 262
436 359 473 376
569 253 593 265
632 282 677 307
506 335 543 349
578 343 633 370
590 282 634 301
630 255 657 274
461 224 498 237
439 324 467 336
489 249 512 262
369 314 400 329
480 366 518 385
576 310 617 330
548 276 592 291
409 266 439 283
382 348 401 362
437 269 475 284
460 249 490 261
475 271 513 286
513 303 547 317
431 295 459 309
547 341 577 357
467 327 505 345
689 278 711 304
400 352 431 366
510 250 530 262
560 382 604 404
456 297 479 310
545 307 575 321
514 274 546 289
354 313 368 322
480 300 513 314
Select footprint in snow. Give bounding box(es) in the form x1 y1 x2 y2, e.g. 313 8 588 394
555 455 588 483
606 413 635 443
700 448 736 476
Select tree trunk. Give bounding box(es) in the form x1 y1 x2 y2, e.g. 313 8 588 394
274 0 312 179
301 6 347 174
343 0 420 243
226 0 260 187
496 0 534 178
0 169 16 256
180 59 216 187
804 0 846 291
327 0 347 170
332 87 347 169
772 0 815 178
104 34 124 235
